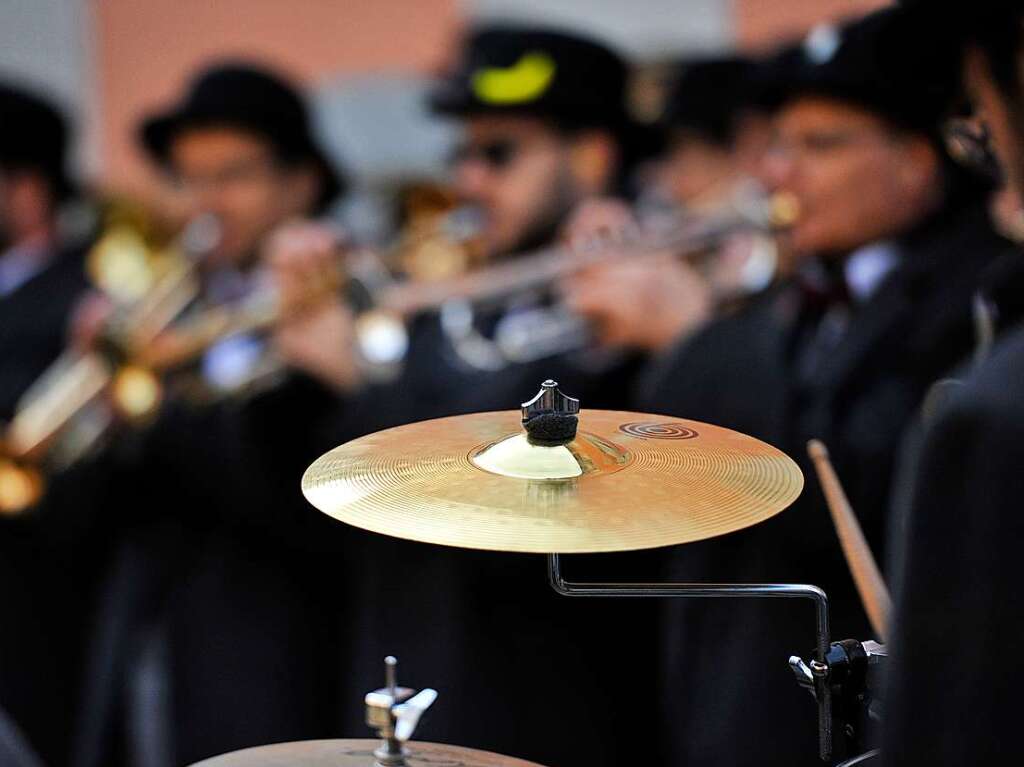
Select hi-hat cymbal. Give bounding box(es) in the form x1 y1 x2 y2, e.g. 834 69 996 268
302 408 803 554
190 739 547 766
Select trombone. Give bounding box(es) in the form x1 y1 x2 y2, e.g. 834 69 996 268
0 213 220 514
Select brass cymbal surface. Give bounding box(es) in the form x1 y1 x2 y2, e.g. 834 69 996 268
302 409 803 554
189 739 547 766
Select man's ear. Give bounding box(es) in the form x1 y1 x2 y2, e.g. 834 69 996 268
568 130 619 195
285 163 323 215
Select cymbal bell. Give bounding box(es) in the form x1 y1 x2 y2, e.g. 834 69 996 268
302 407 803 554
189 739 547 766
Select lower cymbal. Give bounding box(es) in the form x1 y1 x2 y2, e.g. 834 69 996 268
302 409 803 554
189 739 548 766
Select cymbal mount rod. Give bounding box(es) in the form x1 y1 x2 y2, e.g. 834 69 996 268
546 553 833 762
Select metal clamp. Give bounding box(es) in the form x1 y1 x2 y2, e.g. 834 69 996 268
546 553 833 762
364 656 438 766
793 638 887 758
520 379 580 420
520 380 580 444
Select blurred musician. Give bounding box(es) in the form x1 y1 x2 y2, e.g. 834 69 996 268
560 55 777 357
883 4 1024 765
653 57 770 211
0 85 89 418
257 26 664 767
0 82 95 767
265 26 654 410
69 63 347 767
619 9 1012 766
137 62 342 396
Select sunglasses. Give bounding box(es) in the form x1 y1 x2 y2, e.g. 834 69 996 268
449 138 521 170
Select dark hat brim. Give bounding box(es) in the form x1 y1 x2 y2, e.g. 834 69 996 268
139 112 186 164
139 103 308 164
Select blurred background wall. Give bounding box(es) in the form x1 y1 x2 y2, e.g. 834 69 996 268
0 0 889 202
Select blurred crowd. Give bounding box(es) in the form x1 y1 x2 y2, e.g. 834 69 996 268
1 2 1023 767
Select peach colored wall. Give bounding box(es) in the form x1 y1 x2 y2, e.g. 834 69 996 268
94 0 460 195
92 0 895 198
734 0 891 51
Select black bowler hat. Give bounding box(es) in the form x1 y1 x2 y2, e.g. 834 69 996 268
430 25 637 130
0 84 73 201
140 62 344 210
761 7 964 139
662 56 761 147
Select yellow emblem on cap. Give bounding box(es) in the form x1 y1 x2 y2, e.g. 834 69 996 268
472 52 556 105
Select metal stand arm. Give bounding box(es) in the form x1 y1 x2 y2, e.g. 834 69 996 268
546 553 833 762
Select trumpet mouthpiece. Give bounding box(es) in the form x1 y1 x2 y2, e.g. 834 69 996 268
769 192 801 229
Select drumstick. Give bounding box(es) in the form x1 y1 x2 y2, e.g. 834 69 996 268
807 439 892 643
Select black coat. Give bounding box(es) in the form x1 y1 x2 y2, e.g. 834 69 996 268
0 247 88 419
881 320 1024 766
67 382 361 767
635 199 1010 766
0 246 95 767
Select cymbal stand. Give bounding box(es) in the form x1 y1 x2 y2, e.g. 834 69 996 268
546 553 834 762
364 656 438 767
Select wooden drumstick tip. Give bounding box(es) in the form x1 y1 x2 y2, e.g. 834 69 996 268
807 439 828 461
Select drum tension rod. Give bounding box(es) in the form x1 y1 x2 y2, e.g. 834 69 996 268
546 553 834 763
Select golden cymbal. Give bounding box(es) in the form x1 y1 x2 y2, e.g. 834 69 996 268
302 408 803 554
189 739 547 766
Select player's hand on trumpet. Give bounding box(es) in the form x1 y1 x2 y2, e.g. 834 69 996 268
67 290 116 352
558 198 714 354
264 220 364 394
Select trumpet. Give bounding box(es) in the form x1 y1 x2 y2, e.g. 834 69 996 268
390 188 796 369
131 188 797 379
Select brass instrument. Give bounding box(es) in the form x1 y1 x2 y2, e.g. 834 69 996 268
0 211 219 514
387 182 485 281
134 190 797 381
0 189 796 515
107 182 477 379
425 186 797 369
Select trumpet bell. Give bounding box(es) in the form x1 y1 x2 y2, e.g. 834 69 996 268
0 458 43 515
